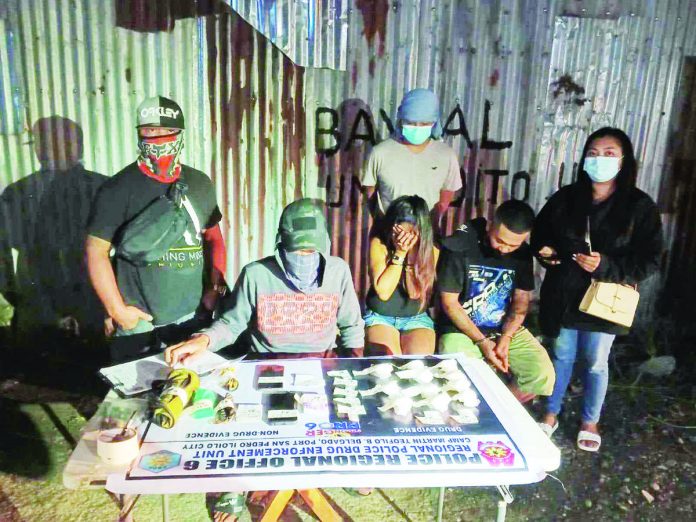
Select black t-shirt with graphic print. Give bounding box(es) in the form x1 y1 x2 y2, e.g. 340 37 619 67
87 162 221 326
436 218 534 335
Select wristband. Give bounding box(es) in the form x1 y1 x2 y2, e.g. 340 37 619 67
501 332 513 340
473 337 488 347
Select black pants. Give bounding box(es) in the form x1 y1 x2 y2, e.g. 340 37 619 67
108 312 212 363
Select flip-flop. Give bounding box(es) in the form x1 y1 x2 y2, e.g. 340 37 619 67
577 430 601 452
537 421 559 437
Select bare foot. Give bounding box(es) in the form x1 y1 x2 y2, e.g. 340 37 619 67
541 413 557 427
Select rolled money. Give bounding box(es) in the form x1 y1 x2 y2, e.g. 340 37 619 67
223 378 239 391
214 394 237 423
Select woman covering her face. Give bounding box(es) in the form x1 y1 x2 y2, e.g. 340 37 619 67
531 127 663 452
364 195 439 356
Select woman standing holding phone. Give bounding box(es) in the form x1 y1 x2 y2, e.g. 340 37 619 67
532 127 663 452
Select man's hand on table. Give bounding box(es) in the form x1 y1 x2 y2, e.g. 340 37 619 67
164 334 211 366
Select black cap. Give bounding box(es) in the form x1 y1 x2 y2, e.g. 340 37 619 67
136 96 185 130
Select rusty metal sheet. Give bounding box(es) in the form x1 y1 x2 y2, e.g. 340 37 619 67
3 0 696 323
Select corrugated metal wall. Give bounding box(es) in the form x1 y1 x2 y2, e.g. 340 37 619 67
2 0 696 328
230 0 349 70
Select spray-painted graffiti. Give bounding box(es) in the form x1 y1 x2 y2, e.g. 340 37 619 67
315 100 531 207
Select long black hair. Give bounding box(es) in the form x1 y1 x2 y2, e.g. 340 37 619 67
371 195 435 310
571 127 638 235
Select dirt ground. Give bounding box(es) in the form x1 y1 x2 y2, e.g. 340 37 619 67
0 331 694 522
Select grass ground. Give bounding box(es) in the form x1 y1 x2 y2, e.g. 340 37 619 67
0 330 694 521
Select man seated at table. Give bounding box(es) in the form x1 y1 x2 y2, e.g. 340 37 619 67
436 200 555 403
165 197 364 363
166 198 365 520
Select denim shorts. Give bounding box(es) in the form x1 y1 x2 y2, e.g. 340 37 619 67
363 308 435 332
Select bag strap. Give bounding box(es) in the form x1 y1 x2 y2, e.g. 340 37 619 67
181 196 202 237
590 278 637 290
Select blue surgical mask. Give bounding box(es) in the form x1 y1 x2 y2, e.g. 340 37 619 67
401 124 433 145
584 156 622 183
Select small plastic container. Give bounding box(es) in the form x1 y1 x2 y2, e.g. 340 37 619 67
97 428 139 465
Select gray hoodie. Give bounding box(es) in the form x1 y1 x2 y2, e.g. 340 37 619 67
199 249 364 354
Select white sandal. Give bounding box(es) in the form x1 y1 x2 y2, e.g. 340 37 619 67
537 421 559 437
577 430 601 452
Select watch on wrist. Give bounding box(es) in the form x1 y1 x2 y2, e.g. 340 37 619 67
390 253 405 265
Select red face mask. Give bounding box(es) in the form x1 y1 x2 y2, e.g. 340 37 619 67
137 132 184 182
